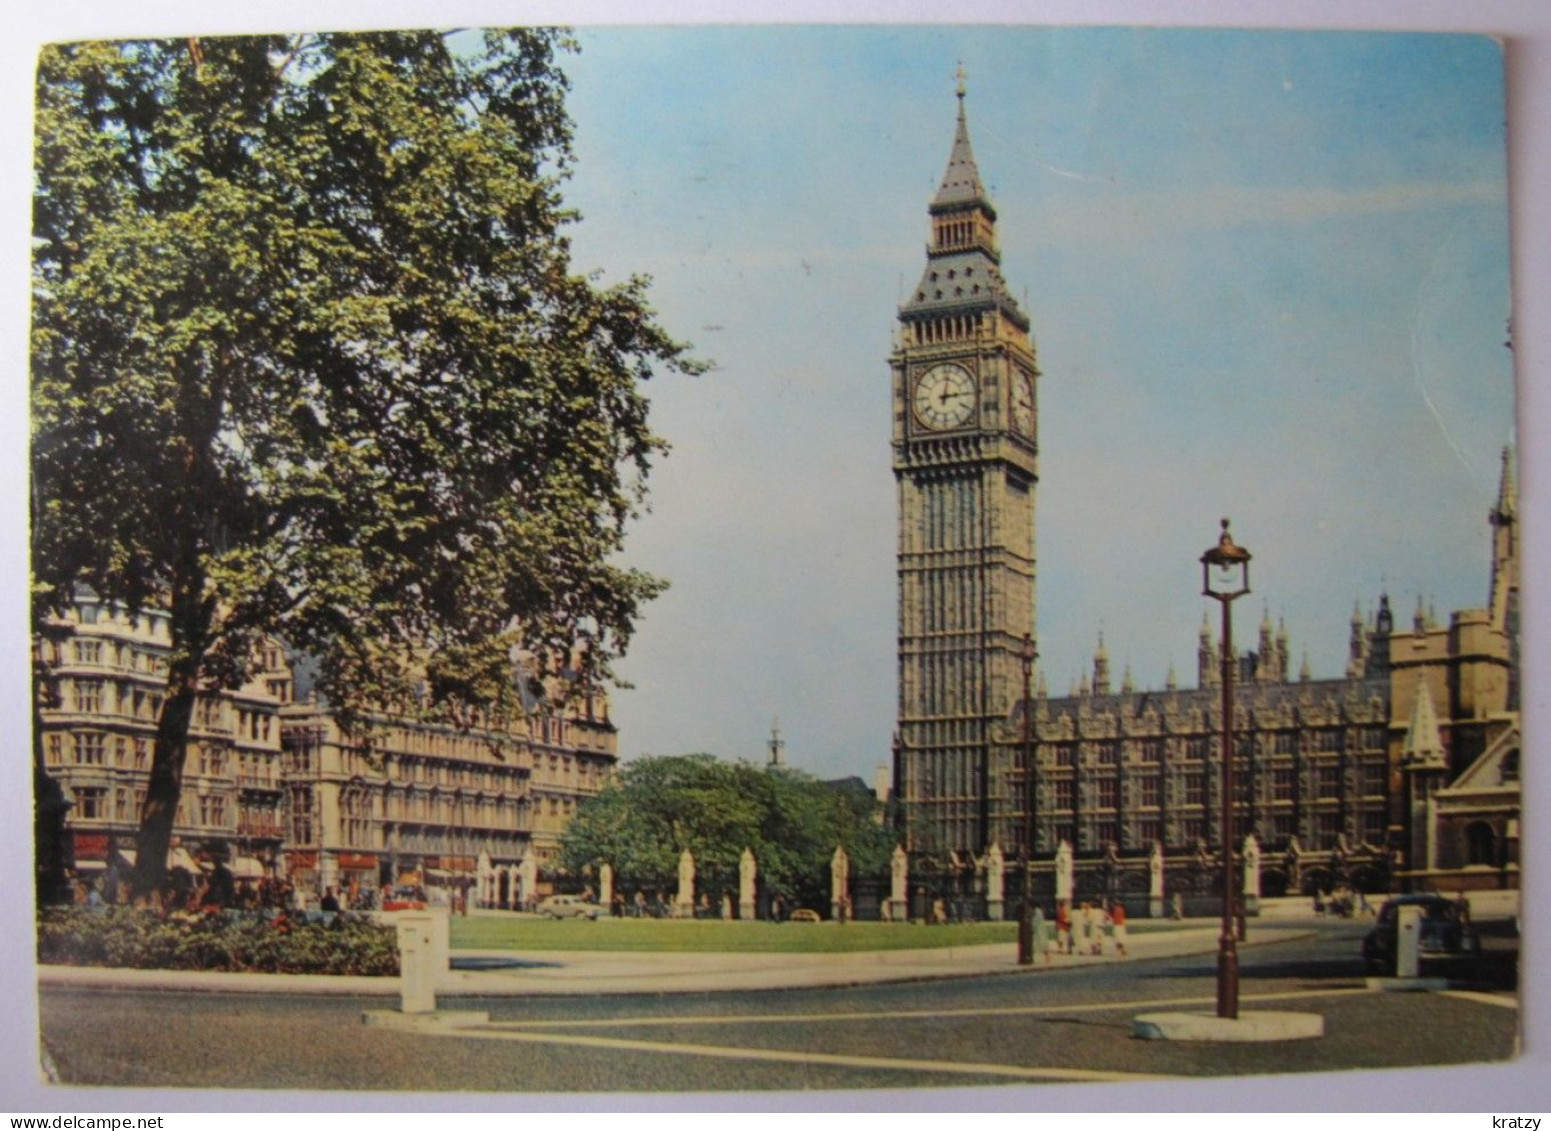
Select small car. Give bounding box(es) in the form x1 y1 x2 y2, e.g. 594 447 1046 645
536 894 601 920
1362 894 1481 977
788 908 821 923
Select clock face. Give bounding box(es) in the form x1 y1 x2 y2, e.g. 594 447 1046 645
913 363 976 430
1010 371 1036 436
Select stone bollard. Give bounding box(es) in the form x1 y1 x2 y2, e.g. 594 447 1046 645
396 912 438 1014
1395 904 1423 979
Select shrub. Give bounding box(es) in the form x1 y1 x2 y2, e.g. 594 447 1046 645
37 908 400 976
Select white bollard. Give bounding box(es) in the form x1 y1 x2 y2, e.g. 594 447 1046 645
1396 903 1422 979
396 912 438 1014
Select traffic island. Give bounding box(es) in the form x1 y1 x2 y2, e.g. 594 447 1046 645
1364 976 1451 992
1132 1010 1325 1042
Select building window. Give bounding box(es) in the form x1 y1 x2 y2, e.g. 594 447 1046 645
1097 778 1118 808
134 738 150 770
1136 819 1161 845
1140 776 1161 808
1363 811 1387 846
74 680 103 713
1096 742 1119 766
1273 768 1295 801
1183 817 1204 844
1314 811 1339 848
1362 762 1388 796
74 640 103 664
1185 737 1210 760
1314 730 1342 753
114 736 129 767
75 732 106 766
1055 745 1075 768
75 787 107 820
1466 822 1496 867
1316 766 1340 799
1140 740 1162 764
46 734 66 765
114 788 130 822
1276 731 1298 754
1185 774 1205 806
1053 780 1074 811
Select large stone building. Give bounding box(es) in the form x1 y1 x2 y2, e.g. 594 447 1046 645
891 86 1521 909
36 594 617 904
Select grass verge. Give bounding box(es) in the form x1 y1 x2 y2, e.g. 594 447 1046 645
449 917 1183 954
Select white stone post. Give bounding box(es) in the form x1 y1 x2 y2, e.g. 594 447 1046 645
517 854 537 911
1148 842 1165 919
396 912 438 1014
1055 840 1074 908
1396 903 1423 979
889 844 909 923
676 848 696 919
1242 833 1262 914
599 862 614 910
739 848 757 920
985 843 1005 922
830 845 850 922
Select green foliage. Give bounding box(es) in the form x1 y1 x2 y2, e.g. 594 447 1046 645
36 907 400 975
561 755 897 910
31 31 698 886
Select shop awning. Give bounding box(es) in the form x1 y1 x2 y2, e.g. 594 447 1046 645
168 847 204 873
231 856 265 879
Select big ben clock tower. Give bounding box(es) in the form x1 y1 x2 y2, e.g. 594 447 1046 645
892 74 1039 861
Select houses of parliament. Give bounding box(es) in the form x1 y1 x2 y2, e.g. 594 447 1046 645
889 80 1521 904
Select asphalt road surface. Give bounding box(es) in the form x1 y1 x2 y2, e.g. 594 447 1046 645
37 916 1519 1095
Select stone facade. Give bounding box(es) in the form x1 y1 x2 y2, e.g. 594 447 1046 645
37 595 617 900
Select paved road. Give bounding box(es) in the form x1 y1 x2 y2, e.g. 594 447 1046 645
38 917 1518 1095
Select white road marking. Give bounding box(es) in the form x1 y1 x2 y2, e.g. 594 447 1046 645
499 986 1376 1030
451 1025 1179 1083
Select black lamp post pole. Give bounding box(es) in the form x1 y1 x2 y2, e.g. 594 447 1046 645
1018 633 1037 966
1202 518 1251 1022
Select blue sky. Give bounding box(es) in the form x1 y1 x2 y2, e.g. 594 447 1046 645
553 27 1514 780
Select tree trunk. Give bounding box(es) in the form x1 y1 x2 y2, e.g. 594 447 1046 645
32 647 73 907
131 655 201 899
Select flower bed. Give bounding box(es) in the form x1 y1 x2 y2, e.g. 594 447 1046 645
37 907 400 976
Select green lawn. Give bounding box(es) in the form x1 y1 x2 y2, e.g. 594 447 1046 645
449 916 1181 954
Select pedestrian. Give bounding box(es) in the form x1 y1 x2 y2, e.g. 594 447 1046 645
1110 900 1128 956
1055 902 1072 954
320 886 341 913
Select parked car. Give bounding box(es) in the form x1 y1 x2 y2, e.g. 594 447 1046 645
536 894 602 920
1362 894 1481 977
788 908 821 923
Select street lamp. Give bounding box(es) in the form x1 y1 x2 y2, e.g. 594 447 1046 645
1017 633 1038 966
1201 518 1251 1020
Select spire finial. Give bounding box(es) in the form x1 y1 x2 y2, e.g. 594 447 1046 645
956 60 968 100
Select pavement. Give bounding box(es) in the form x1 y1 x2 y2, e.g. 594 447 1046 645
37 921 1315 999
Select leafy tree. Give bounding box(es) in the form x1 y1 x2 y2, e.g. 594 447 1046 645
560 755 896 913
31 30 698 898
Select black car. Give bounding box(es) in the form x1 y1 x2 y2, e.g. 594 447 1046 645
1362 894 1482 977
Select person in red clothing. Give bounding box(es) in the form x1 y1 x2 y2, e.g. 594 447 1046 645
1055 902 1072 954
1110 900 1128 956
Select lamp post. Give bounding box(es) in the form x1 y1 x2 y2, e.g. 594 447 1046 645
1201 518 1251 1020
1017 633 1038 965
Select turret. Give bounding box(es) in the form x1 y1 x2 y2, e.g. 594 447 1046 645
1093 633 1110 696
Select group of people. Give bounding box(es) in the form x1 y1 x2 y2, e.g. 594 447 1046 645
1312 886 1370 918
1052 899 1129 957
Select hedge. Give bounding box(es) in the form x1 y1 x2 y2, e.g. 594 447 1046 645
37 907 400 976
